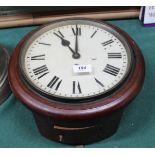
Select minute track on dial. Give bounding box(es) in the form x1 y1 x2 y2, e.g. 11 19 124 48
22 20 131 100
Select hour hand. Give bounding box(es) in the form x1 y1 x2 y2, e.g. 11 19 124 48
54 32 70 47
54 32 75 55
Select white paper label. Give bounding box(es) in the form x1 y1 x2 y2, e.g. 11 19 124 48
144 6 155 24
73 64 92 74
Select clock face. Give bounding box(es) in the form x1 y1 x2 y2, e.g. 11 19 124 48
20 19 133 102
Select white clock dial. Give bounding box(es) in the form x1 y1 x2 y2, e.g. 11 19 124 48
20 19 132 101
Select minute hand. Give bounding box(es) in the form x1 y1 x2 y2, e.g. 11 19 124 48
75 25 78 53
74 25 80 59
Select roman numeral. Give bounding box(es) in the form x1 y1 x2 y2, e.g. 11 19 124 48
72 27 81 36
47 76 62 91
102 39 114 46
108 53 122 58
58 31 64 38
73 81 82 94
31 54 45 60
94 78 104 87
39 42 51 46
91 30 97 38
103 64 120 76
33 65 49 79
54 31 64 38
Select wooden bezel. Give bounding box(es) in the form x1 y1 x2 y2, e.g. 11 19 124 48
8 18 145 121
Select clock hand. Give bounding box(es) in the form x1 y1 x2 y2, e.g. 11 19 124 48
54 32 76 56
73 24 80 59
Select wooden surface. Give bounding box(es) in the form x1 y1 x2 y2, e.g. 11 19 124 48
33 110 123 144
0 7 140 28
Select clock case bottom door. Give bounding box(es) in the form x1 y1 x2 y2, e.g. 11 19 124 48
32 109 123 145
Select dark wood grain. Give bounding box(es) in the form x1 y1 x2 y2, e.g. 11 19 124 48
0 7 140 28
33 109 123 144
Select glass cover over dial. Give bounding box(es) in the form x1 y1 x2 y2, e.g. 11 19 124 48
20 19 132 102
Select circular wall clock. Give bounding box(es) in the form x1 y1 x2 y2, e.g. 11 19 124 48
9 18 145 145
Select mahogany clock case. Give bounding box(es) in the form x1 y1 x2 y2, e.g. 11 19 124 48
8 18 145 145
